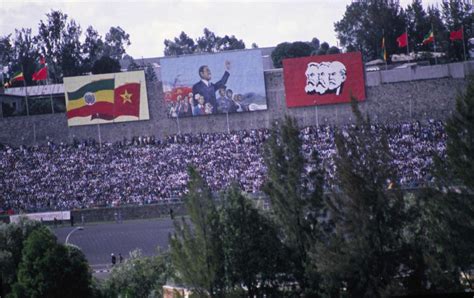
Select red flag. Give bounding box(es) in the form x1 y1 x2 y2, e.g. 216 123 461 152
114 83 140 118
93 83 141 120
397 32 408 47
39 56 46 65
450 28 463 41
32 66 48 81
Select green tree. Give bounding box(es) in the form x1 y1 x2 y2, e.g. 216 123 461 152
82 26 105 73
103 249 172 298
442 0 473 61
335 0 406 61
61 19 83 77
10 226 93 298
406 0 431 53
103 26 131 61
0 34 13 66
164 28 246 56
10 28 38 87
318 101 406 297
145 63 157 82
443 76 474 190
316 42 330 55
327 46 341 55
220 185 289 297
0 218 42 297
399 188 470 294
263 116 325 295
169 166 225 297
37 10 68 82
91 56 121 75
214 35 245 52
164 31 197 56
425 75 474 292
270 42 313 68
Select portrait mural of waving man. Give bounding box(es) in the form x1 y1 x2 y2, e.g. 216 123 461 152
283 52 366 107
160 49 267 118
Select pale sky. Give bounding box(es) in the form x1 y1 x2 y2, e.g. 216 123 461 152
0 0 441 59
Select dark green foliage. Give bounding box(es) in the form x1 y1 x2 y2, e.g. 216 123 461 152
11 28 38 86
429 75 474 292
102 249 173 298
164 28 245 56
263 116 325 295
327 46 341 55
441 0 473 62
444 75 474 190
271 42 313 68
335 0 406 61
169 166 225 297
10 226 93 298
400 189 470 294
3 10 130 83
0 34 13 67
318 100 406 297
103 26 131 61
61 19 83 77
0 218 42 297
145 63 157 82
164 31 197 56
82 26 105 73
91 56 121 75
220 185 289 297
271 39 341 68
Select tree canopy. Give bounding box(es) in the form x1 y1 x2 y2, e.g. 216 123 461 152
9 225 93 298
335 0 474 62
1 9 131 84
164 28 246 56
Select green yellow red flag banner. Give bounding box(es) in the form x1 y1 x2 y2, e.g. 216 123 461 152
423 30 434 45
10 71 24 83
64 71 149 126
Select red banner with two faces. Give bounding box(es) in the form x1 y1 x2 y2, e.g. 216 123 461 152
283 52 366 107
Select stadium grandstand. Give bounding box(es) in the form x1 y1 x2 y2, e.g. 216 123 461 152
0 50 470 215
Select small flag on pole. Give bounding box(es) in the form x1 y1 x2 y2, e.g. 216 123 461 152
450 28 463 41
381 37 387 61
423 30 434 45
396 32 408 48
32 66 48 81
10 71 24 83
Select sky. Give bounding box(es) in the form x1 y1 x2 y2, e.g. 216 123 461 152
0 0 441 59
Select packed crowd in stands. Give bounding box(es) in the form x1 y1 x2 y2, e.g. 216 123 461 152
0 120 446 213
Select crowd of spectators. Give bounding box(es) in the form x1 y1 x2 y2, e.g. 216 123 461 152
0 120 446 213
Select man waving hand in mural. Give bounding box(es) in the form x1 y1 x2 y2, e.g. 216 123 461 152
192 60 231 114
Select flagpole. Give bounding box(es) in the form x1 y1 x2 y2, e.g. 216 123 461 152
432 23 438 65
406 27 410 58
462 25 467 61
21 65 29 116
383 29 388 70
226 111 230 134
47 63 54 114
97 123 102 147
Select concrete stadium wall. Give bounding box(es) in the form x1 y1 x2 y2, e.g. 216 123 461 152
1 61 472 147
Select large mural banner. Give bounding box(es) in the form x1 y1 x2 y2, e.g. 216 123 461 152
64 71 149 126
160 49 267 118
283 52 366 107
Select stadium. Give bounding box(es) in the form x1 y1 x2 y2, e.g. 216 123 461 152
1 1 474 297
1 49 472 294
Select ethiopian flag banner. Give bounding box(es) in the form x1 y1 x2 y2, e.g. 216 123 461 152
10 71 24 83
64 71 149 126
423 30 434 45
